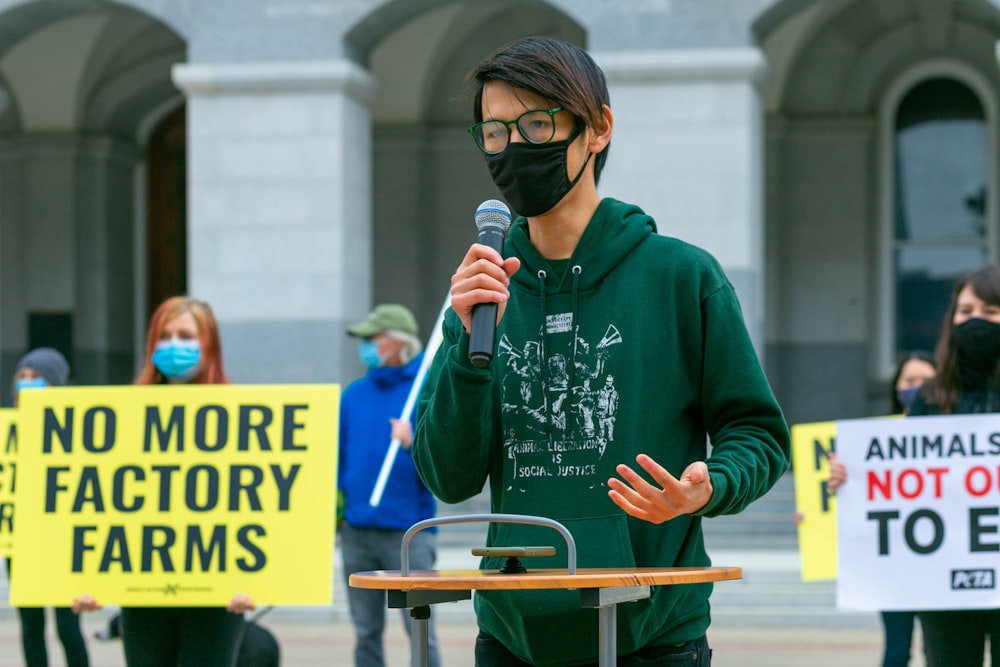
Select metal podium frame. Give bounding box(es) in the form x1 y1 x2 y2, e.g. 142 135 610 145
349 513 740 667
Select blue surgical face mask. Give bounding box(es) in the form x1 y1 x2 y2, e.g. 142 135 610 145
358 340 383 369
152 339 202 381
15 377 47 392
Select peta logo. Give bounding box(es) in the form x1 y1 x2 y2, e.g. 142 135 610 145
951 569 996 590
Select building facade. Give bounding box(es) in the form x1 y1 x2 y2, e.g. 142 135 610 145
0 0 996 425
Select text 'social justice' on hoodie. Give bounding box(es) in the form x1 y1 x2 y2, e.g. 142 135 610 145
413 198 790 666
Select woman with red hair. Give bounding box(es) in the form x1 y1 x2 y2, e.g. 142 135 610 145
76 296 256 666
135 296 230 386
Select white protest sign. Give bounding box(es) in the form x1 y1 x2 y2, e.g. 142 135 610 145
837 414 1000 610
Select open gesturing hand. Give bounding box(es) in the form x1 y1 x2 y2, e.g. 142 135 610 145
608 455 713 524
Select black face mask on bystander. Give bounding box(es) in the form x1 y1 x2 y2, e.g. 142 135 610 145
953 317 1000 373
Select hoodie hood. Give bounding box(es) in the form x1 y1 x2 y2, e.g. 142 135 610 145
507 198 655 293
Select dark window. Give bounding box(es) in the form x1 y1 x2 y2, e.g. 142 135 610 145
894 77 987 354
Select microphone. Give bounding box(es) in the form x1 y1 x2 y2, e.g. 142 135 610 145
469 199 513 368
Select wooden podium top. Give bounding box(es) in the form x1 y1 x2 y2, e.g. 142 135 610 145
350 566 741 591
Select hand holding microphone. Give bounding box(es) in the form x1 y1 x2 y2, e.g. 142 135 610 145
469 200 513 367
450 199 517 368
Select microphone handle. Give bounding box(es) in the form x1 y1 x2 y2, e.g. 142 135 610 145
468 226 507 368
469 303 498 368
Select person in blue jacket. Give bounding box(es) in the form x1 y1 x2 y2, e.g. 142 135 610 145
339 303 440 667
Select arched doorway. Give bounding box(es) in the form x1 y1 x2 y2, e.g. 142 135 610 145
756 0 1000 421
0 0 187 390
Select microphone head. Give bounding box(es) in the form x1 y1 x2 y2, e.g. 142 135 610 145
475 199 512 233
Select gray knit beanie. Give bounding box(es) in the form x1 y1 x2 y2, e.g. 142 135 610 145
15 348 70 387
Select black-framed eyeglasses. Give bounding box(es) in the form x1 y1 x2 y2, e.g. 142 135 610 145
468 107 563 154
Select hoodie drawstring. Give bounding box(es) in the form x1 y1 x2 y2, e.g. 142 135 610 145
568 265 582 404
536 270 555 448
535 265 586 445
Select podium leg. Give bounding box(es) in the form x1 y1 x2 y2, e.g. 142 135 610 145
581 585 650 667
599 605 616 666
410 605 430 667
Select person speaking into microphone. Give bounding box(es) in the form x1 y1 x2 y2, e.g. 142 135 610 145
412 36 790 667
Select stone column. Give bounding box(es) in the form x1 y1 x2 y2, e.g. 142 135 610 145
596 48 768 355
172 60 377 383
0 134 139 392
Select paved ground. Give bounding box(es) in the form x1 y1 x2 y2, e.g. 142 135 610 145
0 607 928 667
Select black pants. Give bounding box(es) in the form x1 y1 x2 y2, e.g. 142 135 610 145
475 632 711 666
918 609 1000 667
879 610 914 667
121 606 245 667
18 606 90 667
7 557 89 667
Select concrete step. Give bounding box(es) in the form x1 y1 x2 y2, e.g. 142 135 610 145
706 550 876 630
702 477 798 547
704 531 799 551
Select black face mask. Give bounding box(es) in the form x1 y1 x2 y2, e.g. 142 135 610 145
485 122 590 218
953 317 1000 373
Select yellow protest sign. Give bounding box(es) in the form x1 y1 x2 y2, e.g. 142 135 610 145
0 409 16 556
792 421 838 581
10 384 338 607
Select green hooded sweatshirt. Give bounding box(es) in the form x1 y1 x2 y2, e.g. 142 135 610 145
413 198 790 666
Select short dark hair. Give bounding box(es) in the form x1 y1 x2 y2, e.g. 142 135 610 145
468 36 611 184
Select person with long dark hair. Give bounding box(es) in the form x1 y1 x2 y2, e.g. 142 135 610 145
908 266 1000 666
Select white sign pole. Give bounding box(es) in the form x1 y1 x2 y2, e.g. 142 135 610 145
368 295 451 507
